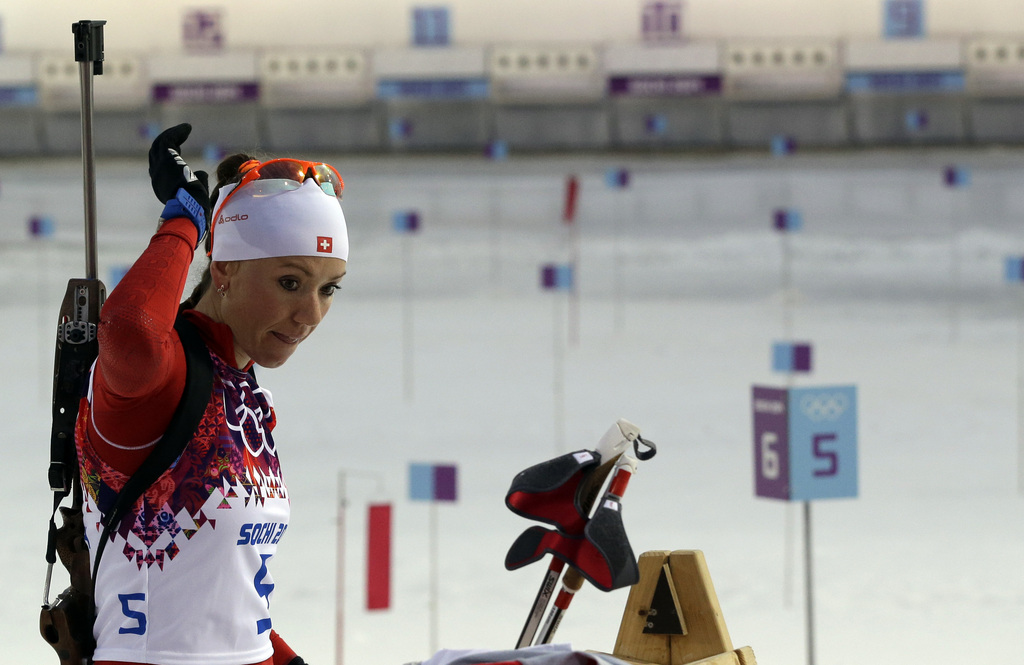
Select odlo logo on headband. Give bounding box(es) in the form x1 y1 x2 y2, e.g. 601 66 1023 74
218 213 249 224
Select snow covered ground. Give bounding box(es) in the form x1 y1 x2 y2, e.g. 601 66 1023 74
2 150 1023 665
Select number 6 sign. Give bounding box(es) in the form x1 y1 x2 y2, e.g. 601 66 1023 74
752 385 858 501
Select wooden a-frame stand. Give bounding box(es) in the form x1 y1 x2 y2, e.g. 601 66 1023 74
596 551 756 665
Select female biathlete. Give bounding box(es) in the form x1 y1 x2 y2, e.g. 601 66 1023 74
76 124 348 665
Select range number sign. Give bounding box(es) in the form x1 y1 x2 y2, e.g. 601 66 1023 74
752 385 858 501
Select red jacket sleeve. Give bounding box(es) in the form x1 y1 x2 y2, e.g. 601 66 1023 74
88 217 199 475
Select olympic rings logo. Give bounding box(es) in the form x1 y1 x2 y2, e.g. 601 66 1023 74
799 392 848 422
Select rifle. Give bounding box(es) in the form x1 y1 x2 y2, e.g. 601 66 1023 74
39 20 107 665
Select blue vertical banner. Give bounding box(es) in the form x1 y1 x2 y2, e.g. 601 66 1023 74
409 463 458 502
413 6 451 46
905 109 929 131
389 117 414 141
1005 257 1024 283
753 385 859 501
772 342 813 373
789 386 858 500
771 135 796 156
28 216 55 239
645 114 668 136
773 208 803 232
540 263 574 291
605 168 630 189
484 140 509 161
393 210 421 233
884 0 925 38
943 165 971 188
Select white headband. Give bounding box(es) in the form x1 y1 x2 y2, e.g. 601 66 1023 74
210 178 349 262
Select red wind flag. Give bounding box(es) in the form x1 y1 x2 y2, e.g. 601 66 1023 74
366 503 392 610
562 175 579 224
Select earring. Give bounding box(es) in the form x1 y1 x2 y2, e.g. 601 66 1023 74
217 284 227 297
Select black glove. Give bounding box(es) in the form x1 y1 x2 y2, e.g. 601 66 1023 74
148 123 211 245
287 658 307 665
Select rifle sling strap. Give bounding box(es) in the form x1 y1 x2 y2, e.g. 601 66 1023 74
90 315 215 585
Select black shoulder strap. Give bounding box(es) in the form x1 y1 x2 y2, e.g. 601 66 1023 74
91 315 215 579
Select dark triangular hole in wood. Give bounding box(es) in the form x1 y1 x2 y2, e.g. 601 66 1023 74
642 563 686 635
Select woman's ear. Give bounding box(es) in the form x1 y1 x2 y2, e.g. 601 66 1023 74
209 260 238 290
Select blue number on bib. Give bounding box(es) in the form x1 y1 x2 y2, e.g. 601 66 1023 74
117 593 147 635
254 554 275 634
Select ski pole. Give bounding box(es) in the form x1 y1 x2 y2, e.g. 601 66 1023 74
535 452 638 645
514 557 564 649
513 419 641 648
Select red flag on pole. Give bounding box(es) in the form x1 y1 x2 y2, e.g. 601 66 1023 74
562 175 579 224
366 503 391 610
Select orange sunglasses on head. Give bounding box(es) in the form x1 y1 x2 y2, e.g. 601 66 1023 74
209 157 344 254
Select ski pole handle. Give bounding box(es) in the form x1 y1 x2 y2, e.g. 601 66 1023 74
595 419 640 461
575 419 640 517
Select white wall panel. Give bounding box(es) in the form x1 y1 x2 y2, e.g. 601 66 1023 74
374 46 486 78
844 39 963 71
604 43 720 74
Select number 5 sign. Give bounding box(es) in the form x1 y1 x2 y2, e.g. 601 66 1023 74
752 385 858 501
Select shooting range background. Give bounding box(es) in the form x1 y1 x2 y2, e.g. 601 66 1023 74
5 1 1024 49
1 151 1023 665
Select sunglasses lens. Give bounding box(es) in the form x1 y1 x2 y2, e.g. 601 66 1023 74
248 179 301 197
256 160 307 181
254 160 343 200
312 164 344 200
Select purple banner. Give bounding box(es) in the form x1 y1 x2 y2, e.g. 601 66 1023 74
152 82 259 104
753 386 790 500
608 74 722 98
409 463 458 502
392 210 420 233
943 165 970 188
642 1 683 42
541 264 574 290
28 216 55 238
183 9 224 52
772 342 813 373
433 465 457 501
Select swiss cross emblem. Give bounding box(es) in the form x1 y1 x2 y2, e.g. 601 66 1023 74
317 236 333 253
